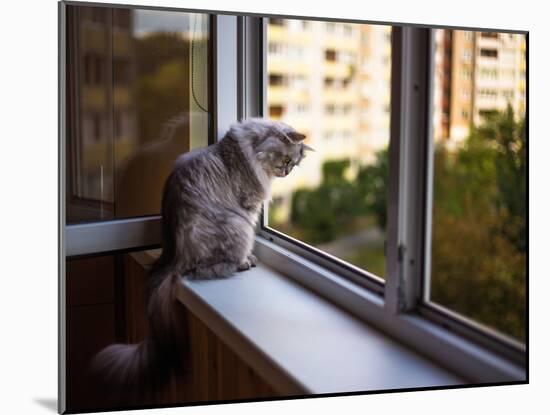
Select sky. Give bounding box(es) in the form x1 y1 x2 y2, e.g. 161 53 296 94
133 9 207 37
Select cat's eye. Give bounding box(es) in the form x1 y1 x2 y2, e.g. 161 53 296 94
283 156 291 164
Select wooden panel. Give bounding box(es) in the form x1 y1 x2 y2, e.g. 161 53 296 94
66 254 118 412
66 251 279 412
66 303 117 411
179 309 278 403
122 253 149 343
123 252 280 405
66 255 114 306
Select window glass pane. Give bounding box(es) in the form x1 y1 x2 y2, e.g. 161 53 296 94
265 19 392 280
431 29 526 341
66 5 210 223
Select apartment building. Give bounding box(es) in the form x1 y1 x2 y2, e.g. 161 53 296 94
265 21 526 223
266 18 392 219
433 30 526 144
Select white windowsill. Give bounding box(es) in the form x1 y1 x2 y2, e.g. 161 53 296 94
154 253 465 395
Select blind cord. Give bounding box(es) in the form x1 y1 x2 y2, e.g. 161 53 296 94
191 15 208 113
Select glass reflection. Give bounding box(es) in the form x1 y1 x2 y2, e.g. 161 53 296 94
66 6 210 223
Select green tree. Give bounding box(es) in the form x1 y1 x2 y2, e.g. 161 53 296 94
356 148 389 230
431 106 526 340
472 106 526 251
291 160 361 243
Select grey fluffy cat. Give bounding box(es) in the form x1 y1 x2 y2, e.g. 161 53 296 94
92 118 311 402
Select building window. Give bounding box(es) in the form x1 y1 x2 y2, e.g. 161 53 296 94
269 74 286 86
480 48 498 58
461 67 472 80
502 90 515 100
269 18 285 26
268 42 284 55
325 49 337 62
480 68 498 79
479 88 498 99
269 104 285 118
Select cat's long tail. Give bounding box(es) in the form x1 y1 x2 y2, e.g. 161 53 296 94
90 262 186 403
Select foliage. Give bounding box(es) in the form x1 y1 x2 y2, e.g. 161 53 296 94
290 160 362 243
356 149 389 230
430 106 526 340
474 106 527 252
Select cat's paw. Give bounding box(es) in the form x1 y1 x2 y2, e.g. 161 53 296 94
248 254 258 267
237 255 258 272
237 260 252 271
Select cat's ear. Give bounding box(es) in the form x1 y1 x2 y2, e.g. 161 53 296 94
303 143 315 152
288 132 307 143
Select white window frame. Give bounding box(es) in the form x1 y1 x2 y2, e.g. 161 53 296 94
251 20 526 382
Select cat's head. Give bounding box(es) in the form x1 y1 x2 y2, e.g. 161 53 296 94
230 118 314 178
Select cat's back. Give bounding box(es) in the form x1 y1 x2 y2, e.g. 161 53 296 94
174 145 212 169
173 144 224 176
167 143 231 200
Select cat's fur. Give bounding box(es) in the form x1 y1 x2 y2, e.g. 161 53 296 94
91 118 311 403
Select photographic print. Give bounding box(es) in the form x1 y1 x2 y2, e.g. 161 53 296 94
59 1 527 413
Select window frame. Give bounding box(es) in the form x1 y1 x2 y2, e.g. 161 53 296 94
253 17 527 380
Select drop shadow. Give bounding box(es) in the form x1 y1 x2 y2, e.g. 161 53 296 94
34 398 57 413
